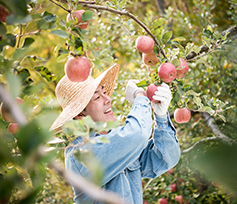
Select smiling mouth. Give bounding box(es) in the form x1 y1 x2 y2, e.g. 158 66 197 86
104 108 112 114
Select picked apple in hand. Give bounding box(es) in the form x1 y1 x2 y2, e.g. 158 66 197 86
176 58 189 79
66 10 89 30
146 84 160 103
65 56 91 82
142 51 159 66
158 62 177 83
174 108 191 123
135 36 154 54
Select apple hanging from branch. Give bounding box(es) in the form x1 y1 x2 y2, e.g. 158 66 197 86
176 58 189 79
135 36 154 54
142 51 159 66
158 62 177 83
174 108 191 123
67 10 89 30
64 56 91 82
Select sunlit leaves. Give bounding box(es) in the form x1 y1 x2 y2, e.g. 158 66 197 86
50 29 68 38
34 66 56 82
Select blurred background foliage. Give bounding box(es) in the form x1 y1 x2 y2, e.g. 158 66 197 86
0 0 237 203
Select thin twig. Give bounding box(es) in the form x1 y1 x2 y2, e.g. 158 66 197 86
76 3 167 59
17 24 23 48
49 0 70 12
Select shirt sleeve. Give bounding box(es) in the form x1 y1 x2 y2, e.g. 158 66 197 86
65 96 153 186
139 112 181 178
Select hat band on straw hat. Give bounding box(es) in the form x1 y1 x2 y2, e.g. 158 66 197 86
50 64 120 132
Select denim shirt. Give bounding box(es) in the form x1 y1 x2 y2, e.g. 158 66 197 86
65 96 181 204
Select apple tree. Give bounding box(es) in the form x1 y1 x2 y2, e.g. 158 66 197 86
0 0 236 203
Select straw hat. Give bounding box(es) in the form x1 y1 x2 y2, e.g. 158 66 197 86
50 64 120 132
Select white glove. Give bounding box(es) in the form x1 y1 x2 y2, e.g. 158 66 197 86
152 82 172 117
125 80 146 103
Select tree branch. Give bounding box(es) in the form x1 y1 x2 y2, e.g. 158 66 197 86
49 161 129 204
182 112 237 153
185 24 237 61
76 2 167 59
201 112 236 145
0 85 27 126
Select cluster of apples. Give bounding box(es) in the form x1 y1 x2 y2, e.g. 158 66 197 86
0 97 24 135
135 36 191 123
135 35 189 83
64 10 91 82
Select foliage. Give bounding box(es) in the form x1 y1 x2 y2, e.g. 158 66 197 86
0 0 236 203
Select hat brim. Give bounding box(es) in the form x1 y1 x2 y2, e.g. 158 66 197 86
49 64 120 132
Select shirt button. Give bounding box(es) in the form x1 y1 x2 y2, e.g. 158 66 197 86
164 121 167 124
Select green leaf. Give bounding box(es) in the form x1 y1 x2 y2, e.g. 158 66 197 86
21 37 35 48
74 37 83 49
172 58 180 67
198 106 215 115
17 68 31 83
34 66 56 82
152 18 166 28
193 96 202 107
6 14 32 25
81 10 93 21
172 36 186 42
162 31 173 43
6 73 21 99
42 11 57 22
92 50 100 58
136 80 149 87
50 29 68 38
188 90 201 96
17 120 48 155
0 22 7 36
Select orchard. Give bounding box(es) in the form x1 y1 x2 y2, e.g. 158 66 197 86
0 0 237 204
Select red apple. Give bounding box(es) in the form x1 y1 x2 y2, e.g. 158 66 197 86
146 84 157 102
0 5 10 22
158 198 168 204
167 168 174 174
170 183 177 192
175 195 184 204
135 36 154 54
0 97 24 122
174 108 191 124
8 123 20 135
176 58 189 79
64 56 91 82
66 10 89 30
158 63 176 83
143 200 148 204
142 51 159 66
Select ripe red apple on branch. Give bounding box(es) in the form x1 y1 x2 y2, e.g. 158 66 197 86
158 62 177 83
176 58 189 79
0 97 24 122
142 51 159 66
175 195 184 204
8 123 20 135
170 183 177 192
64 56 91 82
174 108 191 123
66 10 89 30
158 198 168 204
135 36 154 54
